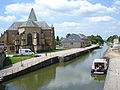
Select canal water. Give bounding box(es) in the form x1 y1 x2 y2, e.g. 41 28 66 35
0 44 108 90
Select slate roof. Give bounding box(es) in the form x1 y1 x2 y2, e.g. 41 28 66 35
7 8 51 30
78 34 87 39
28 8 37 21
35 21 51 29
62 34 85 43
19 19 39 28
8 22 24 30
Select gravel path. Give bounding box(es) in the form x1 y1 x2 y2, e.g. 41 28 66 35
104 49 120 90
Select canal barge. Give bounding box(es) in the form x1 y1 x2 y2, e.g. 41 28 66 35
91 58 108 74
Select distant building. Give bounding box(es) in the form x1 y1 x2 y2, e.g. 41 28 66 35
0 8 55 53
61 33 91 48
113 38 119 45
112 38 120 49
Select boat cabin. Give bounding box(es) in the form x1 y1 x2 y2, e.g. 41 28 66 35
91 58 108 74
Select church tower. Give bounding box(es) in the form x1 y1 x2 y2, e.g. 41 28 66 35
28 8 37 21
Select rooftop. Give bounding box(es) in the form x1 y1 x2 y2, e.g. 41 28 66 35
7 8 51 30
62 33 88 43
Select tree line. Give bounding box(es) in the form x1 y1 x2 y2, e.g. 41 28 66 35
106 35 119 43
87 35 104 45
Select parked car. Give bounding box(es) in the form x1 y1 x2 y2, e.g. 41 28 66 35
19 49 34 55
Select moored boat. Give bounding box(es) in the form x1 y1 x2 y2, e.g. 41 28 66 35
91 58 108 74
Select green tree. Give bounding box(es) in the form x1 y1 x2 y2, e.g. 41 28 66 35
60 37 65 41
55 36 65 45
106 35 118 43
56 36 59 42
87 35 104 45
66 33 71 38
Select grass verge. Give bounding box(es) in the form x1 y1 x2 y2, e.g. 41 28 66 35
3 54 40 67
37 49 67 54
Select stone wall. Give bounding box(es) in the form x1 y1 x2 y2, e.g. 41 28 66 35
2 56 59 82
62 41 91 48
0 51 6 68
63 42 82 48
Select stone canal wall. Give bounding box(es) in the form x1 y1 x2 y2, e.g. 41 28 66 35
59 45 99 62
0 51 6 69
0 45 99 83
59 50 89 62
3 56 59 82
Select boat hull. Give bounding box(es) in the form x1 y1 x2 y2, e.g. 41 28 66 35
91 69 107 74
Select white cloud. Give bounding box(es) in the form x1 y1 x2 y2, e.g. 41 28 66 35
104 30 114 33
54 22 85 32
0 15 16 22
54 21 90 37
59 22 81 27
35 0 116 13
115 1 120 5
86 16 116 22
4 0 117 19
0 0 120 39
0 28 7 35
19 16 28 21
5 3 33 15
54 20 120 39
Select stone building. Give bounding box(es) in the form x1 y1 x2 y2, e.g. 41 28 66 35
62 33 91 48
0 50 6 69
0 8 55 53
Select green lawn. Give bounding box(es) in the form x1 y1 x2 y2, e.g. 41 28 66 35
7 53 18 55
3 54 40 67
37 49 67 54
4 49 67 67
7 49 67 55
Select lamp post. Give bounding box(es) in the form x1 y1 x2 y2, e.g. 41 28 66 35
20 48 23 67
20 33 24 67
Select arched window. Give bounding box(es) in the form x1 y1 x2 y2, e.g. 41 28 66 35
27 33 32 45
37 33 39 45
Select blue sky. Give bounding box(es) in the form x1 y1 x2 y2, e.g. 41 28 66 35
0 0 120 39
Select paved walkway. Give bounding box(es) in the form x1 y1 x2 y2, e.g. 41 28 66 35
104 58 120 90
0 45 98 78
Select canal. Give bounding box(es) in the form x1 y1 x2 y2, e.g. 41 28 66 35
0 44 108 90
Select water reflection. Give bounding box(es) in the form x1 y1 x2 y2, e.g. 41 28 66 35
91 74 106 82
0 85 5 90
1 44 108 90
2 64 57 90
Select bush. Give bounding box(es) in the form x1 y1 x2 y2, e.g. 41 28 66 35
3 54 40 67
87 35 104 46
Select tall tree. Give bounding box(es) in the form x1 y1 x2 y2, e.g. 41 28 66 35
56 36 59 42
87 35 104 45
106 35 118 43
66 33 71 38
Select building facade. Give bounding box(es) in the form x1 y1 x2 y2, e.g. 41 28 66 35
0 50 6 69
0 8 55 53
62 34 91 48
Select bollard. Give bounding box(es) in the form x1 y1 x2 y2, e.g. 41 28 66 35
45 53 47 56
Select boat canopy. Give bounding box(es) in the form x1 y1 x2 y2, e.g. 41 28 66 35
93 59 107 64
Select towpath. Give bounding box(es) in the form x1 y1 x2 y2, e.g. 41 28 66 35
104 58 120 90
104 49 120 90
